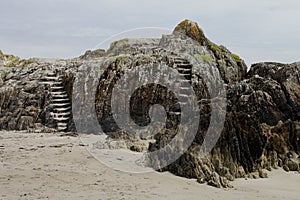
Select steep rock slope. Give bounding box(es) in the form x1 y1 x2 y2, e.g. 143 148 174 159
0 20 299 188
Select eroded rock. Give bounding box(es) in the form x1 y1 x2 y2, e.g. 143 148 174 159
0 20 299 188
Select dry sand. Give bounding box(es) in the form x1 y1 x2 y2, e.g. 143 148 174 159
0 131 299 200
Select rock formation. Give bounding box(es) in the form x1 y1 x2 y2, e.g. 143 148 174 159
0 20 299 188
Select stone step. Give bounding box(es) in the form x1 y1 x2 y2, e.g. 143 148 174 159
52 101 70 105
180 72 193 77
53 117 69 121
51 86 64 90
40 77 54 81
52 98 70 103
177 64 193 69
60 112 71 116
180 79 192 83
51 82 64 87
45 71 57 76
51 90 68 95
39 81 53 85
178 96 189 102
50 112 71 117
51 91 67 95
45 72 58 76
176 67 192 73
57 123 68 130
178 71 191 75
180 86 191 90
169 111 181 115
180 87 190 91
174 61 190 65
51 115 71 120
51 114 70 121
177 70 192 75
178 75 192 80
179 94 190 98
52 95 69 99
45 76 61 81
180 89 191 95
57 127 67 131
52 103 71 107
51 90 67 94
179 102 188 105
57 122 68 126
39 81 62 85
174 58 187 62
54 107 71 112
54 111 71 115
177 67 192 72
51 89 65 92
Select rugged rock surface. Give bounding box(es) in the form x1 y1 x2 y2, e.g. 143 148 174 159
0 57 78 132
173 19 248 83
157 60 300 187
0 20 299 188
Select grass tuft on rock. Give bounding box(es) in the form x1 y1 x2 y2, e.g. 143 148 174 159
231 53 241 63
196 55 213 63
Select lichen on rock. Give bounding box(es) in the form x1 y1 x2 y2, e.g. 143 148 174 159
173 19 209 46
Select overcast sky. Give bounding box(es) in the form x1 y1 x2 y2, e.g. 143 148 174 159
0 0 299 66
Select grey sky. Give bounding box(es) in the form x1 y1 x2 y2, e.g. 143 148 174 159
0 0 299 66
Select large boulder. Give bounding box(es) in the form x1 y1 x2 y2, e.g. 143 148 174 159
247 62 300 120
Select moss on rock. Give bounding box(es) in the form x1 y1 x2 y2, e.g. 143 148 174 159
210 45 225 55
231 53 241 63
1 71 9 81
196 55 213 63
173 19 208 46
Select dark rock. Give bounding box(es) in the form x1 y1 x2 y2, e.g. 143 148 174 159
259 169 268 178
283 165 290 172
0 20 299 188
197 176 206 184
220 176 233 188
130 144 146 153
287 152 293 159
286 160 299 171
207 172 221 188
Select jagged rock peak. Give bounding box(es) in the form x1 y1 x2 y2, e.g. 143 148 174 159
173 19 247 83
173 19 209 46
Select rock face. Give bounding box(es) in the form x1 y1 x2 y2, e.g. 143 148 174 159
0 58 78 132
0 20 299 187
173 19 248 83
159 60 300 187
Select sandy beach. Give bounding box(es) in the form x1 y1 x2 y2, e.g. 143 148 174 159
0 131 299 200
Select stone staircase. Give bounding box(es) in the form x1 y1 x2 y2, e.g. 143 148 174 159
168 57 193 123
174 57 193 85
40 71 71 131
